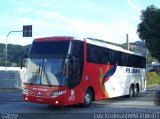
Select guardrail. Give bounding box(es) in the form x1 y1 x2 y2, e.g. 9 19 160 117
0 67 26 90
0 71 21 89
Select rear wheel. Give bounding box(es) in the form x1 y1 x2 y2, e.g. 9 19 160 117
128 85 134 98
80 89 93 108
133 84 139 97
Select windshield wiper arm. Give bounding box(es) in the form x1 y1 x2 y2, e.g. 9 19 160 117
43 65 52 87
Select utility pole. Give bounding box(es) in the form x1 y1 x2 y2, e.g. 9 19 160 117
126 34 129 50
5 31 22 71
5 31 22 91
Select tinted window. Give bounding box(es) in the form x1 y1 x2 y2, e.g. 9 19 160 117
87 44 94 63
71 40 84 85
29 41 70 57
72 41 84 60
87 44 110 64
87 43 146 68
103 48 110 64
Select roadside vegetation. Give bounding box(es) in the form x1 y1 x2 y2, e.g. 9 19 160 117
0 43 30 67
147 72 160 86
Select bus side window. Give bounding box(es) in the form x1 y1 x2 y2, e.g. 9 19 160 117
95 47 104 64
126 54 128 66
72 41 84 59
116 51 121 65
127 54 131 67
94 47 98 63
103 48 110 64
121 53 125 66
87 44 94 63
110 50 116 65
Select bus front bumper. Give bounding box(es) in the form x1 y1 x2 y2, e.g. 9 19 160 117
23 94 69 106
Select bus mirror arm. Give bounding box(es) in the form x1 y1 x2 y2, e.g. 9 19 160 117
65 54 75 61
20 54 28 69
70 56 76 62
24 54 28 58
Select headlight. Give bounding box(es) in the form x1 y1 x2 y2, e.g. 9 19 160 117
51 91 66 97
23 88 29 94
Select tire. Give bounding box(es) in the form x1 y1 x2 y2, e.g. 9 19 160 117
80 89 93 108
133 85 139 97
128 85 134 98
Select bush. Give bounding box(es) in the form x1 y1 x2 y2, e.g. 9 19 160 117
147 72 160 86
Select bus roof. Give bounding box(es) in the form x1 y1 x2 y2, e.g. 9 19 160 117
83 37 145 57
33 36 145 57
34 36 74 42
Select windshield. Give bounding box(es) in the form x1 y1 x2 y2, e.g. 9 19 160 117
24 58 68 86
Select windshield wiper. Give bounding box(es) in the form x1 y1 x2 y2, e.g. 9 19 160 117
43 65 52 87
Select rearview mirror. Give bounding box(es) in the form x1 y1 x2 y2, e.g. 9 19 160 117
68 58 80 89
20 54 28 69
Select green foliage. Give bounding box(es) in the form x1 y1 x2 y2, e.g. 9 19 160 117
147 56 158 64
147 72 160 86
0 43 31 67
137 5 160 61
0 44 5 66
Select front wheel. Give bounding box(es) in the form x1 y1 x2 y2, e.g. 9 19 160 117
80 89 93 108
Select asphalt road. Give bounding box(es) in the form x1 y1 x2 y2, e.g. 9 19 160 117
0 85 160 119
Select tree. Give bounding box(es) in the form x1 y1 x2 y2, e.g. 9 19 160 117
0 43 31 67
137 5 160 61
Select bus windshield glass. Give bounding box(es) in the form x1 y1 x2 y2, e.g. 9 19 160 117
24 58 68 86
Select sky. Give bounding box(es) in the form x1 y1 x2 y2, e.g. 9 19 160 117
0 0 160 45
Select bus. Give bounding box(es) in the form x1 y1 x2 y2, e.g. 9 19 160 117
23 36 146 107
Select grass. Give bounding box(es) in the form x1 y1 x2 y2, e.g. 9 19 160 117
147 72 160 86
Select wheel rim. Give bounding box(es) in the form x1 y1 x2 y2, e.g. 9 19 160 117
85 93 91 104
134 85 139 96
130 87 133 97
135 86 138 94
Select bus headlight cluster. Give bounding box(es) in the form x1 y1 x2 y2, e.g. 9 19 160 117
51 91 66 97
23 88 29 94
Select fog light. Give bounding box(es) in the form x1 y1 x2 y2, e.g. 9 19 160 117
55 101 58 104
23 88 29 94
25 97 28 101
